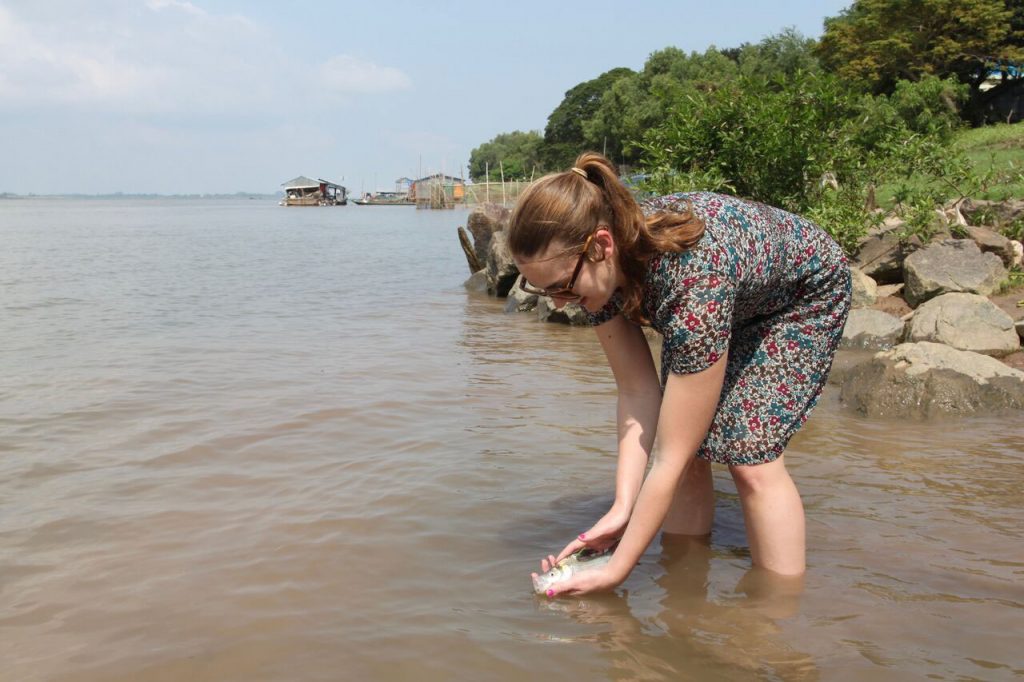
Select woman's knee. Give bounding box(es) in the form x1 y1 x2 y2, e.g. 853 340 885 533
728 456 788 496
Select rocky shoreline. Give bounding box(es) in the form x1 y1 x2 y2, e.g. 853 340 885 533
459 199 1024 418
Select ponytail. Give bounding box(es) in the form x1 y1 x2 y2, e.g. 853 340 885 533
509 152 705 323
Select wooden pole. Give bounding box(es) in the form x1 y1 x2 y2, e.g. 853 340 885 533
485 162 489 204
457 227 484 274
500 160 506 206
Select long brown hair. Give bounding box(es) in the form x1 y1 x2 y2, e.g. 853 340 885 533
508 151 705 323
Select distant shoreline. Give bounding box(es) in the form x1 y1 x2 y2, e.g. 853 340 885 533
0 192 281 200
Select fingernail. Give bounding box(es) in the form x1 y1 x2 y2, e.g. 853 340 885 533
546 589 554 597
579 533 586 540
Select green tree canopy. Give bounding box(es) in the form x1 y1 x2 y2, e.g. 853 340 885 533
542 67 635 169
583 47 742 166
734 27 822 79
468 130 545 182
817 0 1019 95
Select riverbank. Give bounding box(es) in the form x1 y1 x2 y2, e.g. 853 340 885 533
460 197 1024 417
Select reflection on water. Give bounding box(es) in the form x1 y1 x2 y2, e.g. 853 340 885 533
1 200 1022 681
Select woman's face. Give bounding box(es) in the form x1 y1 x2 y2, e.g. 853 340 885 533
513 228 620 313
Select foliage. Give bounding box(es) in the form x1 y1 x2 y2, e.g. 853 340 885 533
584 36 818 168
816 0 1020 96
888 76 968 140
542 67 635 170
468 131 545 182
953 122 1024 201
636 70 993 252
874 121 1024 208
733 27 822 80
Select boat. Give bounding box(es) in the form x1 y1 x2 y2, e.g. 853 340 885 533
352 191 414 206
279 176 348 206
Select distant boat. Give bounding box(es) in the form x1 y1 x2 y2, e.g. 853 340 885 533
280 176 348 206
352 191 414 206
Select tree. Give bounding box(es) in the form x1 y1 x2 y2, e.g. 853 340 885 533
468 131 545 182
542 67 635 169
735 27 821 79
817 0 1019 96
583 47 741 167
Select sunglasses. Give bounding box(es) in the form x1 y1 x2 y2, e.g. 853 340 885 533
519 233 596 302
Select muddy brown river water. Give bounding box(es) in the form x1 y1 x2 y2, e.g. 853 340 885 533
1 200 1021 680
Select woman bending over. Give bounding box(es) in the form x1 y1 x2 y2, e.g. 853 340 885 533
509 153 851 596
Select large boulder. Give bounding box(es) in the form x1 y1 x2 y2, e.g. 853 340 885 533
850 267 878 308
902 240 1007 307
840 342 1024 418
840 309 905 350
504 275 539 313
537 298 590 325
853 223 922 284
960 198 1024 227
839 339 1024 413
467 203 511 265
486 231 520 297
966 226 1017 268
906 293 1020 357
463 269 488 293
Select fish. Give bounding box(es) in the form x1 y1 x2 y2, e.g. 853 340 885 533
532 546 614 595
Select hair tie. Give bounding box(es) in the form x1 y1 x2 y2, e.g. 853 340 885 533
569 167 588 179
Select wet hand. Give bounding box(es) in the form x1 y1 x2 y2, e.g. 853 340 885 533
554 506 630 564
540 563 624 597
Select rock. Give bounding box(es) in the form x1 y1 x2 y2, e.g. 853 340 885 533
827 349 877 386
960 198 1024 227
906 293 1020 357
840 309 905 350
467 203 511 265
486 231 520 298
504 275 539 313
850 267 878 308
1012 240 1023 268
966 226 1017 267
876 283 904 298
902 240 1007 307
853 223 922 284
464 269 488 293
840 342 1024 418
871 295 913 319
537 297 590 325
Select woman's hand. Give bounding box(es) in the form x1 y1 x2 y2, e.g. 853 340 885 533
553 504 631 564
538 560 626 597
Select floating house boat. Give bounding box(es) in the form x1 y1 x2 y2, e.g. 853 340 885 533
410 173 465 209
353 190 414 206
280 176 348 206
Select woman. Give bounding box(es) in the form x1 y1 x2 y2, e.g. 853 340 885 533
509 152 851 597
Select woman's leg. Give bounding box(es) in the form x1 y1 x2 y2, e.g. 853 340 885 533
662 458 714 536
729 455 805 575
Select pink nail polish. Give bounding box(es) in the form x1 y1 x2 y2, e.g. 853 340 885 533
546 589 554 597
579 533 586 540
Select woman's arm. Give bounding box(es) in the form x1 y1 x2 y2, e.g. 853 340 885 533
545 349 727 595
606 353 726 579
550 315 661 564
598 315 663 515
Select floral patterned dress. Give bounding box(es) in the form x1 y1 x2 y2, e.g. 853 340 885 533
587 192 851 466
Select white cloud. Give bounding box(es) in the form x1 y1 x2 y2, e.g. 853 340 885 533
319 54 412 94
145 0 207 18
0 5 152 105
0 3 409 114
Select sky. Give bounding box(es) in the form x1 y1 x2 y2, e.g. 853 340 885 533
0 0 854 195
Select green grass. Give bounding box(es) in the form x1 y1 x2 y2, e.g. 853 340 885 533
955 122 1024 201
875 121 1024 209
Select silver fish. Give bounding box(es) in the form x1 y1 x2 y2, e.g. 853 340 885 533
532 547 614 595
